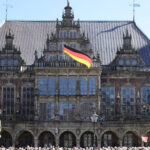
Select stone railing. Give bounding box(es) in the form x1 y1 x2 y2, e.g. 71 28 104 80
102 65 150 72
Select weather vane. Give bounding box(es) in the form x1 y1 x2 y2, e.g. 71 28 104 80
130 0 140 21
4 0 13 21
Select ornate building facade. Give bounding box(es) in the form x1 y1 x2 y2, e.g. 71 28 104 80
0 2 150 148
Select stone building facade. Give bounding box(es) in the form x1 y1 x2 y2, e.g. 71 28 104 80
0 2 150 148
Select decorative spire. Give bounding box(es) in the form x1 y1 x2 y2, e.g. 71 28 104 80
123 29 132 50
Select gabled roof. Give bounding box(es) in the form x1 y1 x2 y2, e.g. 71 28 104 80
0 20 150 65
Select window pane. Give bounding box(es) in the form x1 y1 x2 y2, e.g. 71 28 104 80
39 78 47 95
59 77 67 95
101 88 115 118
142 88 150 105
80 77 87 95
40 102 55 121
69 78 76 95
121 88 135 115
2 87 15 116
48 77 55 95
89 77 96 95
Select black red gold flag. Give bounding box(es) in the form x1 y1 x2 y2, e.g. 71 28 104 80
64 45 92 68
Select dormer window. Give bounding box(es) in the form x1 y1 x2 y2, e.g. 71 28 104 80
1 60 5 66
132 60 137 66
70 32 73 38
59 44 63 51
125 60 130 66
73 32 76 38
59 32 63 38
118 60 123 65
64 32 67 38
8 60 12 66
14 60 19 66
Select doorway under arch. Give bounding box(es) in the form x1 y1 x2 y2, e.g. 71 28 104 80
0 131 12 148
59 131 76 148
38 131 55 147
80 131 97 148
101 131 119 147
123 131 139 147
16 131 34 147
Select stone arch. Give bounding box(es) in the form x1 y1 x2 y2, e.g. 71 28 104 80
0 130 13 148
38 131 55 147
122 131 140 147
80 131 97 148
101 131 119 147
59 131 76 148
15 130 34 148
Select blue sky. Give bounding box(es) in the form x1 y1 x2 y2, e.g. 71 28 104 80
0 0 150 39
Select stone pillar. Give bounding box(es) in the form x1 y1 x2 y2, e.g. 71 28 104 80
76 138 80 147
119 139 123 147
97 137 101 148
12 138 16 147
55 135 59 147
34 137 39 147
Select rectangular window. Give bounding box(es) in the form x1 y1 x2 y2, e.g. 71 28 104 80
101 88 115 118
59 102 68 120
39 78 47 95
59 102 76 121
142 88 150 105
48 77 55 95
22 87 34 120
80 77 87 95
69 78 76 95
122 88 135 115
40 102 55 121
89 77 96 95
59 77 67 95
2 87 14 116
79 102 96 121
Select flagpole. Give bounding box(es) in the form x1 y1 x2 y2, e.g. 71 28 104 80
133 0 135 21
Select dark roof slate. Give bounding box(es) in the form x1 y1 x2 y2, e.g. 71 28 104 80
0 20 150 65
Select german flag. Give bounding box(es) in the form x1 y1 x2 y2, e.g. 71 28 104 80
64 45 92 68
